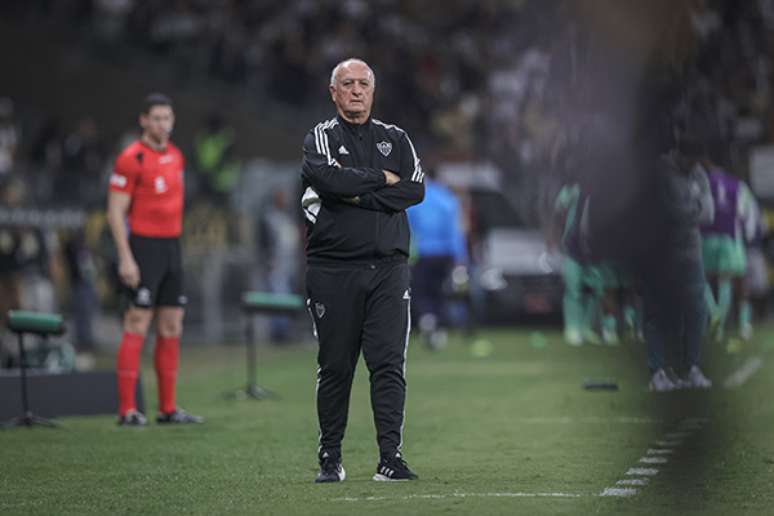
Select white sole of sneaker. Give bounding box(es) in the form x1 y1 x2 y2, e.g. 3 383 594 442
372 474 409 481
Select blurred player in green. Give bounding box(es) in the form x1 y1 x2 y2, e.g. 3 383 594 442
734 181 759 340
700 160 757 341
552 183 613 345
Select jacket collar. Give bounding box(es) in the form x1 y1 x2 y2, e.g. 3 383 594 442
337 113 372 133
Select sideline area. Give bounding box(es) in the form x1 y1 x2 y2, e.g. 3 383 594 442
2 325 772 515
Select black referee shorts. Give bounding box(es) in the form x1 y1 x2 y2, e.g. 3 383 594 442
125 235 186 309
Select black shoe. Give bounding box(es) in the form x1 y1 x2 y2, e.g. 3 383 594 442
156 408 204 424
117 409 147 427
373 452 418 481
315 453 345 483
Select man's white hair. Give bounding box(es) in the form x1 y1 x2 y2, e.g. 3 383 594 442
329 58 375 87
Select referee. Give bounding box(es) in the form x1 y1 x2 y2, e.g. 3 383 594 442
107 93 202 426
302 58 425 482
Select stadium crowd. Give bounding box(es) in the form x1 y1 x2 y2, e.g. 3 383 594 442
1 0 774 388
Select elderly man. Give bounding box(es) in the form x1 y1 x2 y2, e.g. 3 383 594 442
301 58 425 482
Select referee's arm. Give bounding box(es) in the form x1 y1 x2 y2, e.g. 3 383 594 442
355 132 425 212
302 131 386 197
107 191 140 288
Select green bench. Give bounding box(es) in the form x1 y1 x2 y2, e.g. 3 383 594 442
226 292 304 400
242 292 305 315
4 310 65 428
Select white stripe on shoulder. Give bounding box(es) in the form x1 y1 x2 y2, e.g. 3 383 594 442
404 132 422 182
313 120 329 155
373 120 423 182
322 118 338 165
322 119 334 165
313 124 323 154
373 119 404 133
313 118 338 165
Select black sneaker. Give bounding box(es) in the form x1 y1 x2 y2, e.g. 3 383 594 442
156 408 204 424
373 452 418 481
315 452 345 483
117 409 147 427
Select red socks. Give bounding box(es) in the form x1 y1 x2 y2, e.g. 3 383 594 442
116 332 144 416
154 336 179 414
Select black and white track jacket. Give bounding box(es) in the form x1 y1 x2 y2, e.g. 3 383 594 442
301 114 425 264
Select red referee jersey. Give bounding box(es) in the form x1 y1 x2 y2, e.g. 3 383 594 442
109 140 185 238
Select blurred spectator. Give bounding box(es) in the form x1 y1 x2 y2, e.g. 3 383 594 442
28 116 64 203
93 0 134 42
642 148 714 392
193 113 240 204
407 170 468 350
149 0 202 53
258 188 301 343
60 117 107 206
63 228 98 351
0 97 19 180
0 179 56 313
0 182 23 324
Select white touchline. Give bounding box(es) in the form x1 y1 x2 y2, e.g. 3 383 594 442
601 418 709 498
639 457 668 464
600 488 638 497
723 356 763 389
646 449 673 455
626 468 659 476
331 492 585 502
654 440 681 447
616 479 648 486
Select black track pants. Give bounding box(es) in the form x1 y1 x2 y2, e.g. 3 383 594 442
306 260 411 459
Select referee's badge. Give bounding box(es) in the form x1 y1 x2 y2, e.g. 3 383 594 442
376 141 392 157
315 302 326 319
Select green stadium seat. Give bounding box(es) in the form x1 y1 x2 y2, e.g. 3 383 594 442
4 310 65 429
7 310 65 336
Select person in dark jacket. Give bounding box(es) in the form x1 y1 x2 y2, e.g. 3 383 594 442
301 58 425 483
641 149 714 392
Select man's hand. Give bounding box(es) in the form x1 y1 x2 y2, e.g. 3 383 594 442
118 256 141 289
383 170 400 186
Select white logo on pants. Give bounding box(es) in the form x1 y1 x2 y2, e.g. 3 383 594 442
136 288 152 306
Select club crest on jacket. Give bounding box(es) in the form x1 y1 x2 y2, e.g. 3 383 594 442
376 141 392 157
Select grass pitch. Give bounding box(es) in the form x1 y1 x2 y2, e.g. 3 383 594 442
2 325 774 515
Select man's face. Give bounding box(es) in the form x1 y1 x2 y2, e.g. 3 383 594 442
330 62 374 121
140 105 175 143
